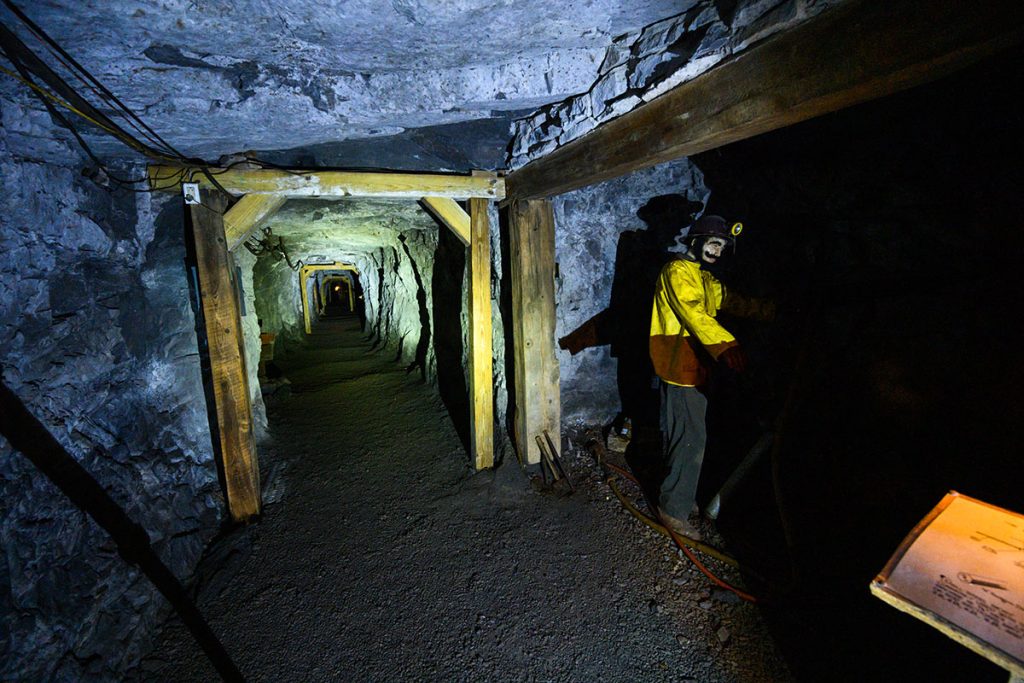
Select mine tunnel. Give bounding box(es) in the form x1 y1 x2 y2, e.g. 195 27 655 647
2 1 1024 681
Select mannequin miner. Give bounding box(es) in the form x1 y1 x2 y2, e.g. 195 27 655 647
649 214 772 540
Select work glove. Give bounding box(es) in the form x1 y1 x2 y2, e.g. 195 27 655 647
719 345 748 373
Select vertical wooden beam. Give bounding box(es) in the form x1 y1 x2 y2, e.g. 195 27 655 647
468 181 494 470
190 191 261 521
507 199 561 465
300 266 314 334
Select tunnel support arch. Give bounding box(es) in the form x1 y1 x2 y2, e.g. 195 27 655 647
299 263 360 335
506 199 560 466
189 190 262 522
158 168 503 472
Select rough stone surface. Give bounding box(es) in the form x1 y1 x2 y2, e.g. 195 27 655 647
508 0 847 169
551 159 708 425
0 101 221 681
0 0 686 162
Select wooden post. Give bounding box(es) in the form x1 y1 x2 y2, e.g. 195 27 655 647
507 199 561 465
468 183 494 469
189 191 261 521
300 266 313 335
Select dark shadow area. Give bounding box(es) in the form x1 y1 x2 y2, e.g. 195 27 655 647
497 207 518 465
263 111 529 172
431 222 471 453
0 378 243 682
398 234 431 381
687 45 1024 682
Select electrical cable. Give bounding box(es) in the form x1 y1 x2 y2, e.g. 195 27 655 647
1 0 189 161
0 3 338 197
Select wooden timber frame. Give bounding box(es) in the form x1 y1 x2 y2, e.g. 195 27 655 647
504 0 1024 201
153 167 503 501
491 0 1024 464
299 263 358 335
320 274 356 313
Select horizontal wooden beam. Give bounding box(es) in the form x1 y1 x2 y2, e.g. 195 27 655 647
224 194 286 252
421 196 470 246
149 166 505 200
505 0 1024 200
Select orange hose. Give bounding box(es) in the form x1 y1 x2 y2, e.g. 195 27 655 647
601 458 762 603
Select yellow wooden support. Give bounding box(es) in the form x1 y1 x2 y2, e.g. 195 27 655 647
189 190 261 521
223 194 286 251
150 166 505 200
507 199 561 465
468 175 494 470
421 196 470 246
299 263 359 334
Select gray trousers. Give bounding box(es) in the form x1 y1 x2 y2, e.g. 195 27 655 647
658 382 708 520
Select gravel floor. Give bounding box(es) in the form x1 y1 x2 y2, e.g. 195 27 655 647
137 317 791 682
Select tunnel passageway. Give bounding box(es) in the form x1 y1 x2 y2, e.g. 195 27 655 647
137 320 791 681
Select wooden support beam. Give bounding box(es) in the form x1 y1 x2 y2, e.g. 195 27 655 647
299 263 359 334
468 181 494 470
189 191 261 521
505 0 1024 200
507 199 561 466
223 194 286 251
150 166 505 200
421 196 471 246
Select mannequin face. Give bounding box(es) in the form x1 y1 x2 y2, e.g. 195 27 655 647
700 236 729 264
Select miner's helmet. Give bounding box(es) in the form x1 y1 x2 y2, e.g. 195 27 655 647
687 215 744 243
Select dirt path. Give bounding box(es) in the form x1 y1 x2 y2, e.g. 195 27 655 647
138 318 791 682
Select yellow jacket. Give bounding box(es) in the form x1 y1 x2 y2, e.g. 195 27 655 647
649 257 737 387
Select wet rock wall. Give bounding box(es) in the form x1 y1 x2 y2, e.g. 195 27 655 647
0 103 222 679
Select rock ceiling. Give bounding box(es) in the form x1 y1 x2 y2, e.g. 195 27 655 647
1 0 685 162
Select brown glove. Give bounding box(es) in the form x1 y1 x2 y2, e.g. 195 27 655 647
719 345 748 373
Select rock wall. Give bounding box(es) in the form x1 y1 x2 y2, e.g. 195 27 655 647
232 247 268 440
508 0 845 169
0 101 222 679
550 159 709 425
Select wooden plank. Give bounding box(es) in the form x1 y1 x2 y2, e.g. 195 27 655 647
189 190 261 521
468 181 494 470
223 194 286 251
150 166 505 200
421 196 471 246
505 0 1024 200
507 199 560 466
